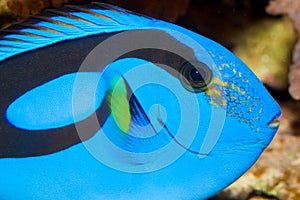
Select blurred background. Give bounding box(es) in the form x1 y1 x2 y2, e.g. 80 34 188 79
1 0 300 199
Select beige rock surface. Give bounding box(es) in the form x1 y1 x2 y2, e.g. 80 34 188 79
267 0 300 100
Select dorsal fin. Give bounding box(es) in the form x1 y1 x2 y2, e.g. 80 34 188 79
0 3 155 62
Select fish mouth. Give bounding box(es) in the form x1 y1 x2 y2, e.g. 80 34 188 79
267 113 281 128
268 118 280 128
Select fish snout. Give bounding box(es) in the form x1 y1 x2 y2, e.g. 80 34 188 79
267 112 281 129
264 99 281 130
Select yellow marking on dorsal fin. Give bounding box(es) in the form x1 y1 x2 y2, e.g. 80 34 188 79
107 75 131 133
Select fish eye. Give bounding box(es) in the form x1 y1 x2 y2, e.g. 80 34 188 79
179 61 212 93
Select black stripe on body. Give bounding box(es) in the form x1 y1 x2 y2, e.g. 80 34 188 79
0 29 198 158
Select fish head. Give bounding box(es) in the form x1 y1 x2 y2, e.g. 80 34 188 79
92 28 281 158
85 28 282 192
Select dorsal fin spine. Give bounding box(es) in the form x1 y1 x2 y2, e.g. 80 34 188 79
0 4 154 61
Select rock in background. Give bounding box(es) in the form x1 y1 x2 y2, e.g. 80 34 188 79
1 0 300 199
266 0 300 100
0 0 68 27
0 0 189 27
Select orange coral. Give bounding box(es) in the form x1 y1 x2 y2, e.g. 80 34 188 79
2 0 68 22
1 0 189 26
267 0 300 100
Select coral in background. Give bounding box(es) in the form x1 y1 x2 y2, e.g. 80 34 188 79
267 0 300 100
0 0 189 27
0 0 67 27
234 17 296 90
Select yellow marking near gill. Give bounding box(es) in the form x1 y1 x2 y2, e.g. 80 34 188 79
208 51 216 58
205 77 228 107
209 101 222 108
221 63 229 68
253 100 259 106
211 63 217 71
245 103 252 110
210 77 227 87
241 119 250 124
208 62 263 130
251 116 260 121
230 96 237 100
259 107 263 114
239 119 246 123
249 107 253 113
232 68 237 75
107 76 131 133
227 112 235 116
221 99 227 105
231 83 235 90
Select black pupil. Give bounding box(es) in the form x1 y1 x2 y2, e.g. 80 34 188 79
190 68 204 82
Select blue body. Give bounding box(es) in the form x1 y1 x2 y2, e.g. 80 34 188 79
0 3 280 200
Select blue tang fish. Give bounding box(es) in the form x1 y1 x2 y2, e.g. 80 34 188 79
0 3 281 200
